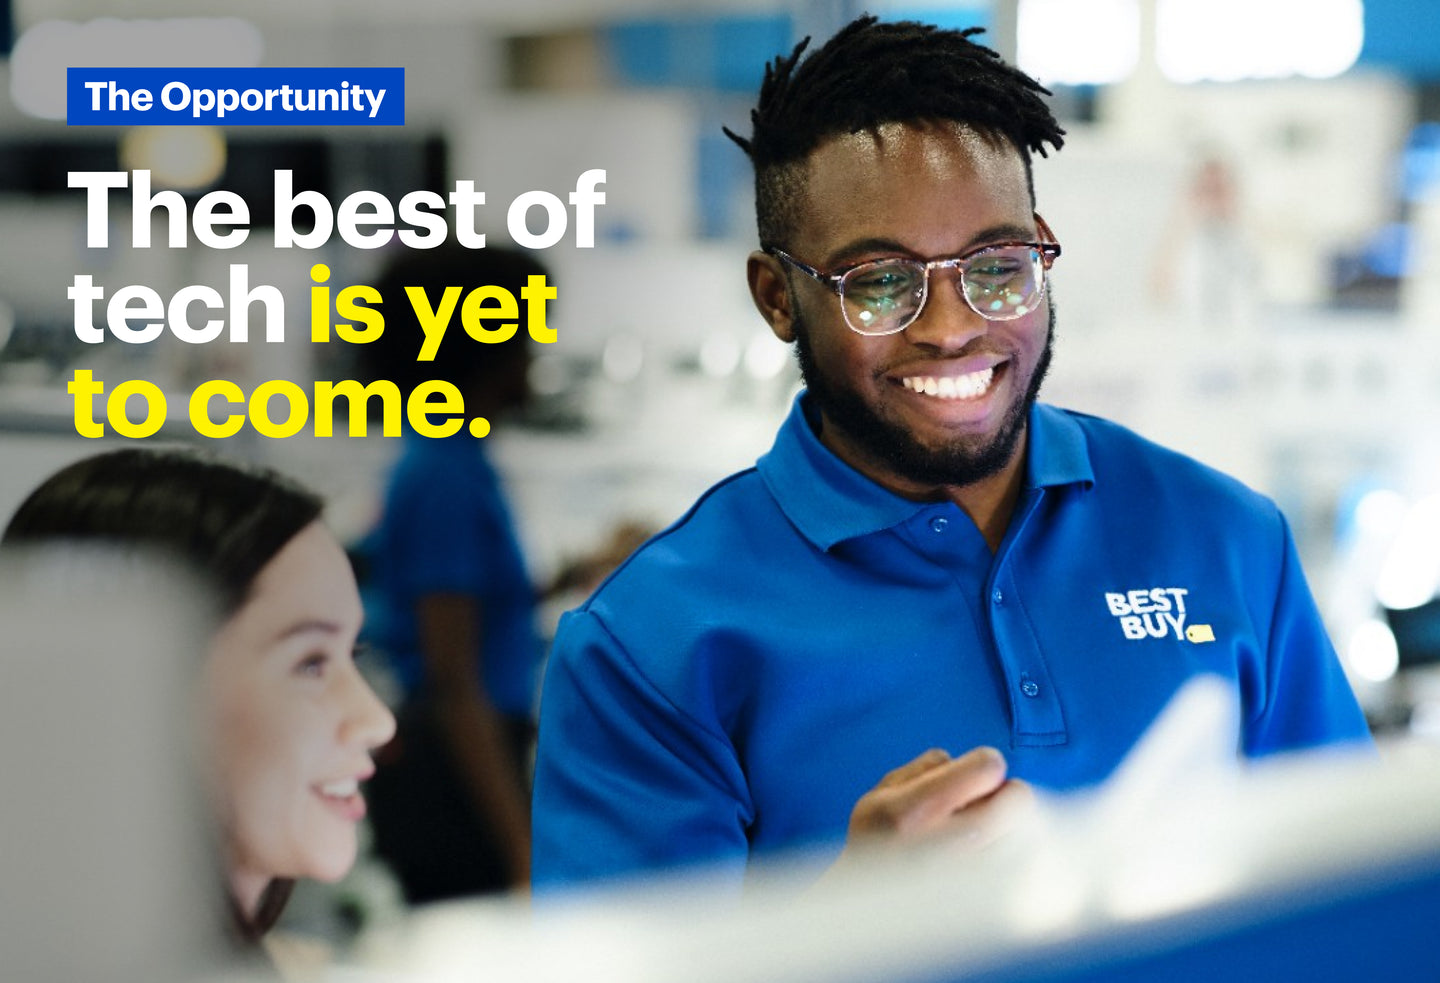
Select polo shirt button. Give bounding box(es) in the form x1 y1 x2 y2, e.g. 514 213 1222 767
1021 678 1040 698
991 589 1004 605
929 516 949 533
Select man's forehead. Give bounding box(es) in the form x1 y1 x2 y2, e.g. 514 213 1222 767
811 119 1015 161
799 120 1024 189
790 120 1032 251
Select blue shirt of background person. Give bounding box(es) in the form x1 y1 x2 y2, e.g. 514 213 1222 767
357 244 547 897
369 429 539 719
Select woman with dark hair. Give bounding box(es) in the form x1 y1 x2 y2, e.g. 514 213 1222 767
2 448 396 946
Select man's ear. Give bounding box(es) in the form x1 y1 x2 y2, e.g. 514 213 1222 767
747 251 797 344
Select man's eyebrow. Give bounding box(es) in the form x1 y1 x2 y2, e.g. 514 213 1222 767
965 222 1040 248
823 236 913 266
825 223 1041 267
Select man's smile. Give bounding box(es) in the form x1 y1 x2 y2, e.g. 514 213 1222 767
899 366 996 401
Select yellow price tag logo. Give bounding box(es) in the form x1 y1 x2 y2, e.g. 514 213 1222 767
1185 624 1216 644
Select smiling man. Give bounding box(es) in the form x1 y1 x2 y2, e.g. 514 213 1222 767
763 121 1056 550
531 17 1371 889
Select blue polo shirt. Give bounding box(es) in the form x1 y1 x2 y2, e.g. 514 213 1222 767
531 395 1370 887
366 430 540 718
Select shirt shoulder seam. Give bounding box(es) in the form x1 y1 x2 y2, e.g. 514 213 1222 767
576 606 743 759
577 466 762 605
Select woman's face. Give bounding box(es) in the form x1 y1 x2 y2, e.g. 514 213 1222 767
201 521 395 906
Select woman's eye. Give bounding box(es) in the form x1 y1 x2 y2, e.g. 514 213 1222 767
295 653 328 678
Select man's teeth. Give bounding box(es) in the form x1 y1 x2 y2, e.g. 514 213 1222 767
320 779 359 798
902 367 994 400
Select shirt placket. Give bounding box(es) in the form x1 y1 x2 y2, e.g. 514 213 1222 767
987 487 1068 747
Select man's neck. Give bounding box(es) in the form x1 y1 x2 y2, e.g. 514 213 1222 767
942 438 1027 553
815 410 1029 553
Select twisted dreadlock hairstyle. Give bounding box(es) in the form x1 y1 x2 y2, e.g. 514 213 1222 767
723 16 1066 249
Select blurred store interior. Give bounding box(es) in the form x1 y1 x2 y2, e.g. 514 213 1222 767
4 0 1440 978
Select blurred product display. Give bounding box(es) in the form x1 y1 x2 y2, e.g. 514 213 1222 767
351 680 1440 983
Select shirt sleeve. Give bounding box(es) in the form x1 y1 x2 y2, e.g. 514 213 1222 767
531 607 753 891
1243 512 1373 756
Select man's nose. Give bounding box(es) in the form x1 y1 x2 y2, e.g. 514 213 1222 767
901 267 988 351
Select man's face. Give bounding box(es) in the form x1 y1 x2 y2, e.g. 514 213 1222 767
766 122 1054 498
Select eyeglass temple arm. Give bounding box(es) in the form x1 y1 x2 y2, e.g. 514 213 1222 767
1035 214 1062 266
765 247 844 292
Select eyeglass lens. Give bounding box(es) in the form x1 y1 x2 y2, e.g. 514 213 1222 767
841 246 1045 335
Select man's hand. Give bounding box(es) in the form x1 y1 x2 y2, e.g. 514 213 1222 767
844 746 1034 852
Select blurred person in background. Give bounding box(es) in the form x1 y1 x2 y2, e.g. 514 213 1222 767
357 245 544 900
1 448 396 964
1152 152 1256 334
531 16 1372 890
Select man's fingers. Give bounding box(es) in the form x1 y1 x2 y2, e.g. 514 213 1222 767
937 777 1037 850
874 747 952 788
851 746 1009 838
887 746 1008 833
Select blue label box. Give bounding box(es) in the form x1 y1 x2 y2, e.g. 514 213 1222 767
68 67 405 126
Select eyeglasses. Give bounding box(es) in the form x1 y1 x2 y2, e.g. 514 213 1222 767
765 216 1061 336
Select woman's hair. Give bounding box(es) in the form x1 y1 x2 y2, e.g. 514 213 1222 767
2 447 324 941
3 448 323 617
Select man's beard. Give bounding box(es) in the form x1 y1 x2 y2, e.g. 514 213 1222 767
793 305 1054 489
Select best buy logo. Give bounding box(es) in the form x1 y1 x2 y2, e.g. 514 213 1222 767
1104 587 1214 643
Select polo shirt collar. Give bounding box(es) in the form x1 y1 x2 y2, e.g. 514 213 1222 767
757 393 1094 551
1028 403 1095 491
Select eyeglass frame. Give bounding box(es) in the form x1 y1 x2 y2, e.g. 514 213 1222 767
763 214 1062 336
